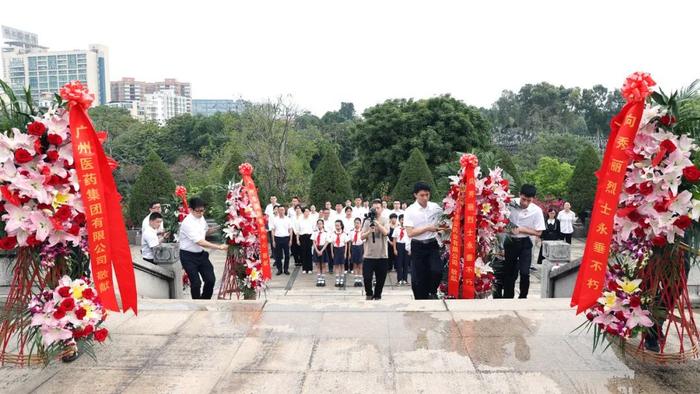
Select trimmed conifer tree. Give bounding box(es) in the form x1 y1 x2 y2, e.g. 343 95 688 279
128 151 176 226
391 148 437 202
567 143 600 216
220 150 244 185
309 149 353 208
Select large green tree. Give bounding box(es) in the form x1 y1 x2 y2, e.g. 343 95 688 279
353 95 491 195
308 149 353 208
523 157 573 199
127 151 176 226
391 148 437 202
567 144 601 216
513 132 591 173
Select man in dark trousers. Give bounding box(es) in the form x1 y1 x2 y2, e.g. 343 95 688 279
178 197 228 299
404 182 444 299
361 199 390 300
503 184 545 299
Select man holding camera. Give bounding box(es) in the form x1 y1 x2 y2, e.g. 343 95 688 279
361 199 390 300
405 182 444 300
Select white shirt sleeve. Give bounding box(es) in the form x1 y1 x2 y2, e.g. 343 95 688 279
403 208 415 228
143 229 160 248
181 218 205 243
534 211 546 232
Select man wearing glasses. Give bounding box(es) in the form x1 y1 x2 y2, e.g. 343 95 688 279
178 197 228 299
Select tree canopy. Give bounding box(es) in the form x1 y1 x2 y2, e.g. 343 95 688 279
391 148 437 202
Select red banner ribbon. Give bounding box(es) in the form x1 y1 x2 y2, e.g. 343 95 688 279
238 163 271 280
61 81 137 314
462 159 478 299
570 101 645 313
447 186 463 298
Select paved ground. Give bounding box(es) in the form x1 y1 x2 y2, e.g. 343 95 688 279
5 239 700 393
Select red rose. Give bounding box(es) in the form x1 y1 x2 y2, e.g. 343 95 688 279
46 134 63 145
57 286 71 297
674 215 692 230
0 236 17 250
45 150 59 163
683 166 700 183
629 296 641 308
614 310 625 320
605 325 619 336
651 235 667 247
75 307 87 320
27 121 47 136
82 288 95 300
34 138 44 155
659 139 677 154
585 312 595 321
14 148 34 164
94 328 109 342
53 309 66 319
638 182 653 195
660 114 676 126
82 324 94 336
25 235 41 247
60 297 75 310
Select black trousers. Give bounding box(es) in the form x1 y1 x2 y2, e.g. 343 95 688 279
180 250 216 299
562 233 572 244
363 258 388 299
396 243 409 282
291 235 302 266
503 237 533 299
274 236 290 273
387 241 396 271
410 240 442 299
300 234 313 271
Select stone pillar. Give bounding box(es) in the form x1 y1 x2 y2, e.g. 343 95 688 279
540 241 571 298
153 243 184 299
687 265 700 307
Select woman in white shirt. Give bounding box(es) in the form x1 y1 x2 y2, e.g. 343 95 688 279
348 217 364 287
296 207 315 274
392 214 411 285
329 220 350 287
556 202 577 244
290 205 303 268
312 219 329 286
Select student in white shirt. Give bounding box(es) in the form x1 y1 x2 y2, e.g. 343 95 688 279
141 201 165 235
348 217 364 286
264 196 278 250
503 184 546 299
352 197 366 220
557 202 577 244
296 207 316 274
392 214 411 285
270 205 293 275
141 212 165 264
341 206 356 273
287 196 301 220
392 200 403 217
309 204 320 223
290 205 303 269
312 219 330 286
329 220 350 287
405 182 445 300
178 197 228 300
332 203 344 224
321 208 334 233
387 213 399 271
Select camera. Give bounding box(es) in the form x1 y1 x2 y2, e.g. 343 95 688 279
365 208 377 224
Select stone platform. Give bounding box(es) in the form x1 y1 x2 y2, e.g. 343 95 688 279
3 298 700 393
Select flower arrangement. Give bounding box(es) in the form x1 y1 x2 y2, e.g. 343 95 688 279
0 80 121 366
220 180 266 299
440 154 512 298
579 73 700 358
28 276 108 359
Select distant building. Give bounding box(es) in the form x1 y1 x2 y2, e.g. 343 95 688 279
141 89 190 125
110 77 191 123
1 26 110 106
192 99 247 116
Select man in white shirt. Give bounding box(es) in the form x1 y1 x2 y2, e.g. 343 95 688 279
503 184 546 299
270 205 293 275
178 197 228 299
264 196 278 250
287 196 301 220
321 208 334 233
405 182 445 299
141 212 165 264
352 197 366 220
392 201 403 217
141 201 165 235
332 203 344 223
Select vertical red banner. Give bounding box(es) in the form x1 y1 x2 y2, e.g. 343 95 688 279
63 82 137 314
462 162 478 299
238 164 272 280
571 101 644 313
447 186 463 298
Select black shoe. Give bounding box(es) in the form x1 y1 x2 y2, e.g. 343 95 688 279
284 271 290 275
366 295 373 300
276 271 283 276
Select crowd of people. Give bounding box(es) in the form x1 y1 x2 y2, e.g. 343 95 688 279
138 182 579 301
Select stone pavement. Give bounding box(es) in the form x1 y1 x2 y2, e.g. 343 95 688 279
3 298 700 393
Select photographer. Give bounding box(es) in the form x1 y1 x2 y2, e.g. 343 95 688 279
405 182 444 300
361 199 390 300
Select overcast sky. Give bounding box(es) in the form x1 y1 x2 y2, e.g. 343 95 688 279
2 0 699 116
